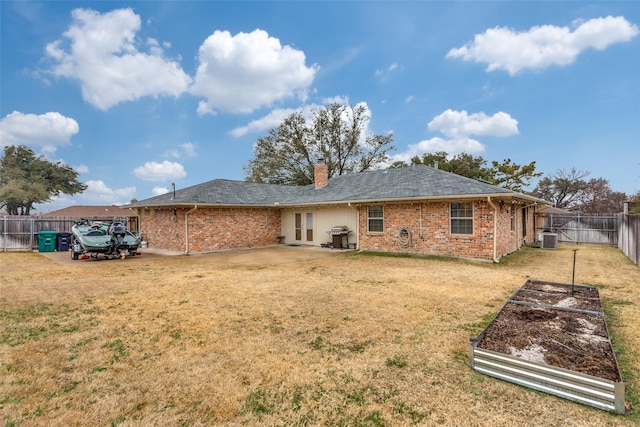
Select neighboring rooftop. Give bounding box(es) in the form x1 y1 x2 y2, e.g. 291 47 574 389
38 205 133 218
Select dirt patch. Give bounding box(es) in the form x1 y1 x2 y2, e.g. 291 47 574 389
476 280 621 382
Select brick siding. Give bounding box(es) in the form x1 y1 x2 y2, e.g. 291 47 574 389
138 199 537 260
357 200 535 261
139 207 281 253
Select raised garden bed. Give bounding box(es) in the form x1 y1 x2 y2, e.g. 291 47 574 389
469 279 626 414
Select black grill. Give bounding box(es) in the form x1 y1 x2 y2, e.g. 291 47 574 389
329 225 349 235
328 226 351 249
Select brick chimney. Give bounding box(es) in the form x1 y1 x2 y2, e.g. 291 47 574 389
314 159 328 189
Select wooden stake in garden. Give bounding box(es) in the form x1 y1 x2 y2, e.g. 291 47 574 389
571 249 578 296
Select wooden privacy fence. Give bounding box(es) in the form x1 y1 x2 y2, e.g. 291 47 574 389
537 212 639 266
537 213 618 246
1 216 138 252
618 214 639 266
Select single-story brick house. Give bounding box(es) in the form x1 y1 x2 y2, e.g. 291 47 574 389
125 163 549 262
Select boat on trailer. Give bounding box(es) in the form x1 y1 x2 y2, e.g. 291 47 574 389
71 219 140 260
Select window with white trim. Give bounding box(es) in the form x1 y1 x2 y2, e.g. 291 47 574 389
368 205 384 232
450 202 473 235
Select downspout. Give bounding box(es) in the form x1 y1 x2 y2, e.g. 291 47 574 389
419 203 423 238
487 197 499 263
514 203 519 250
184 205 198 254
348 202 358 249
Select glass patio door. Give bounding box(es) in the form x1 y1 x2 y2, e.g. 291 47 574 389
294 212 314 242
306 213 313 242
295 213 302 241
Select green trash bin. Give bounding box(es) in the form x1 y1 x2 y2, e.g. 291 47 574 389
38 231 58 252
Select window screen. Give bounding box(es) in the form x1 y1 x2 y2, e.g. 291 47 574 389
450 202 473 235
368 205 384 232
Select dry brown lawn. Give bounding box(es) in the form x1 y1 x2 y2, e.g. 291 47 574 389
1 244 638 426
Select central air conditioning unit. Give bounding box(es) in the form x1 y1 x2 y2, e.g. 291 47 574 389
541 232 558 249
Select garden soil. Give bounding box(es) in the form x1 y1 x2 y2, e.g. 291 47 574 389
476 281 620 381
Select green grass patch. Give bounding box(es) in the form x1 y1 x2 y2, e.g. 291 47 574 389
309 336 371 355
353 250 466 263
385 355 408 368
462 311 497 333
0 303 97 347
393 400 430 423
496 246 548 266
243 389 275 417
602 297 639 422
104 339 128 363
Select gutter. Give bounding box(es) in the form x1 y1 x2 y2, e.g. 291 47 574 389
124 192 548 211
487 197 499 263
184 205 198 254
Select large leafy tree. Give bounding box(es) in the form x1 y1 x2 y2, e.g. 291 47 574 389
490 158 542 192
532 168 627 212
409 151 541 191
629 191 640 214
531 168 590 210
0 145 87 215
410 152 492 181
244 103 394 185
577 178 627 213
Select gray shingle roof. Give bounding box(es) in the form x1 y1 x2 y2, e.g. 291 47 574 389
128 165 544 208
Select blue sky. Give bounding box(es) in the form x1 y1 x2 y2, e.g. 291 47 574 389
1 1 639 213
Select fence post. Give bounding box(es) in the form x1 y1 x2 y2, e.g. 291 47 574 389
617 213 640 266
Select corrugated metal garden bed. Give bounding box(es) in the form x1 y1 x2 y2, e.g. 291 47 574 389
470 279 626 414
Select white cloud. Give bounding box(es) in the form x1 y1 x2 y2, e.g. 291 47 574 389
391 137 485 164
231 108 299 137
392 109 518 163
75 164 89 174
230 100 373 143
82 180 136 203
146 37 164 56
179 142 196 157
34 181 136 212
428 109 519 138
321 95 349 105
132 160 186 181
447 16 639 75
152 186 169 196
0 111 79 153
232 100 375 140
190 29 318 115
164 142 197 158
375 62 402 81
45 8 192 110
